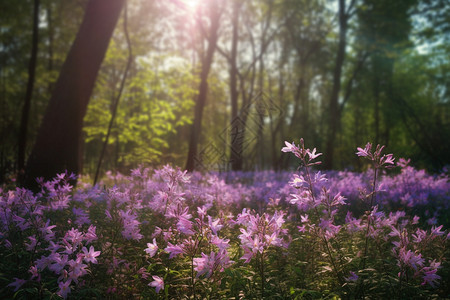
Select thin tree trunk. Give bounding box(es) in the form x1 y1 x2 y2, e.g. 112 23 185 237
94 3 132 185
23 0 125 189
230 0 242 171
185 0 221 172
324 0 348 169
18 0 40 172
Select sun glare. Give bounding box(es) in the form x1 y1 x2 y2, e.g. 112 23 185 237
180 0 200 11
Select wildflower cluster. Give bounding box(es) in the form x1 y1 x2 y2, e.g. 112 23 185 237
0 141 448 299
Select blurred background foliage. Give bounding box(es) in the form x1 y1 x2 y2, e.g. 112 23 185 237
0 0 449 183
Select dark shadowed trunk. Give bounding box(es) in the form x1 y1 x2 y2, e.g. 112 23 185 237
47 2 55 93
18 0 40 172
185 0 221 172
23 0 125 189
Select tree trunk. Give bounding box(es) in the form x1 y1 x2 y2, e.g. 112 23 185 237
47 1 55 93
22 0 125 189
18 0 40 172
324 0 348 169
185 0 221 172
229 0 242 171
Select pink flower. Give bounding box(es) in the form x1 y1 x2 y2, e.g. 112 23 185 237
289 174 306 188
149 275 164 293
240 246 254 263
29 265 40 281
84 225 98 243
208 216 223 235
397 248 424 271
197 206 207 219
194 252 213 278
431 225 445 236
211 235 230 250
177 217 194 235
193 250 233 278
356 143 372 157
331 193 346 206
145 238 158 257
120 209 143 240
165 242 185 258
82 246 101 264
307 148 322 160
65 228 84 246
381 154 395 166
265 232 282 246
281 141 299 154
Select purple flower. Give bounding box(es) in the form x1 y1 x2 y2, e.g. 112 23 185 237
422 260 441 287
211 235 230 250
25 235 39 251
397 248 424 271
165 242 185 258
68 257 88 282
72 207 90 226
431 225 445 236
193 250 233 278
7 278 26 292
149 275 164 293
176 217 194 235
422 269 441 288
356 142 396 169
197 206 208 218
48 253 68 274
345 271 359 282
84 225 98 243
120 209 143 240
240 246 254 263
356 143 372 157
208 216 223 235
193 252 215 278
65 228 84 246
57 279 71 299
40 219 56 241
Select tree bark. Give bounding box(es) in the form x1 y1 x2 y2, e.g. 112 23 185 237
229 0 242 171
22 0 125 189
324 0 348 169
185 0 221 172
18 0 40 172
